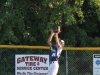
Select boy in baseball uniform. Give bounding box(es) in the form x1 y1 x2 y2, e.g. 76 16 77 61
47 26 65 75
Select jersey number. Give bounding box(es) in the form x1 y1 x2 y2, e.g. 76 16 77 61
52 53 56 57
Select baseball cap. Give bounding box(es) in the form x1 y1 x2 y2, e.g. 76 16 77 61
61 40 65 46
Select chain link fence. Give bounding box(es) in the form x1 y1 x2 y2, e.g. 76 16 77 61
0 48 66 75
0 48 100 75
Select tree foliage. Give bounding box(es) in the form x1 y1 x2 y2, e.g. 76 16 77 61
0 0 100 46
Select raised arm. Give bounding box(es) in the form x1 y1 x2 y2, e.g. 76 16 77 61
55 26 61 47
55 33 61 47
47 30 55 47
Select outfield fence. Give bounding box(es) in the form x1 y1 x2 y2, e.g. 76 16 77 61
0 45 100 75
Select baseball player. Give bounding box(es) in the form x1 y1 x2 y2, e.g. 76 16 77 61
47 26 65 75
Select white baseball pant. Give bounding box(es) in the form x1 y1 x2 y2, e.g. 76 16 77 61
47 61 59 75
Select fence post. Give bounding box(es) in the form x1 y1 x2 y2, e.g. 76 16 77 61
66 51 68 75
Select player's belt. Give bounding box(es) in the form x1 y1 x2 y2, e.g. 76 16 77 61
50 61 54 64
50 61 58 64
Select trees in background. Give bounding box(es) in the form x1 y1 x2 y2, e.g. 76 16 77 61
0 0 100 46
